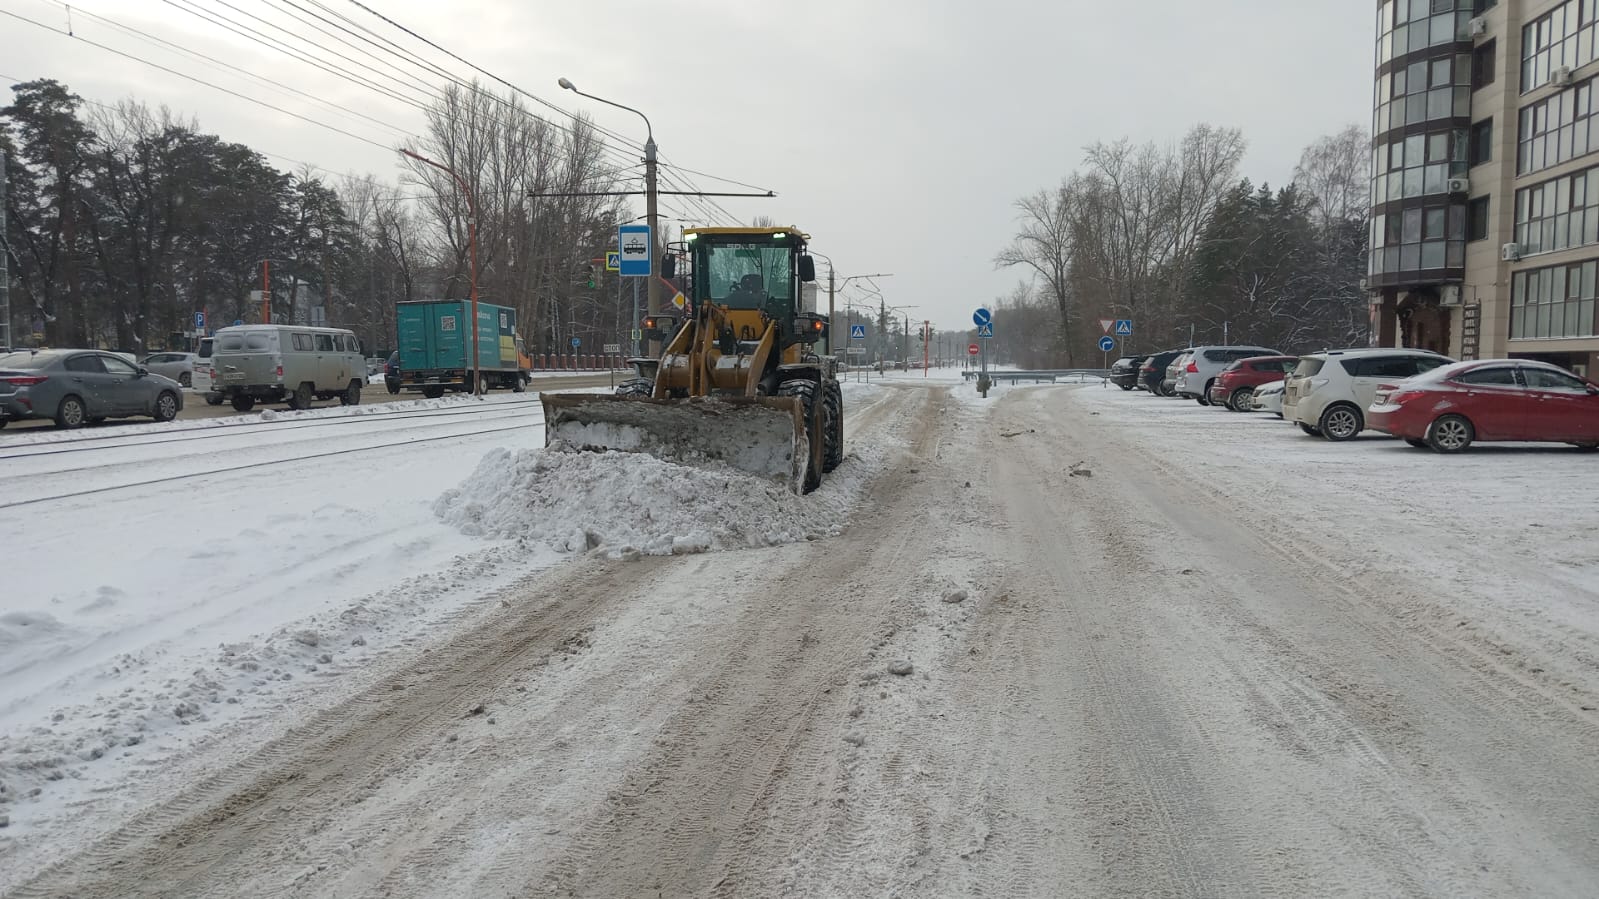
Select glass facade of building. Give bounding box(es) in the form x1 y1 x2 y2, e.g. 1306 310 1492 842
1370 0 1477 287
1511 256 1599 337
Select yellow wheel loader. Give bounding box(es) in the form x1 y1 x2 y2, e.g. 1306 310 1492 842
541 227 844 493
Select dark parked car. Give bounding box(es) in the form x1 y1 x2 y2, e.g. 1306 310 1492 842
1139 350 1186 395
1109 355 1149 390
1208 355 1299 412
384 350 401 395
0 349 184 429
1368 359 1599 452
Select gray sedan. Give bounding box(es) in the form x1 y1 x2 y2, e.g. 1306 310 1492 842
140 351 198 387
0 350 184 429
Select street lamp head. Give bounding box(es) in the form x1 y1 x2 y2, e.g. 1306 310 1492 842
557 77 575 92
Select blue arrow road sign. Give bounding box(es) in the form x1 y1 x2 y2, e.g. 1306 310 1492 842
194 311 206 329
1115 319 1133 336
849 324 867 339
977 322 994 339
1099 335 1116 352
571 337 582 348
233 319 243 327
973 307 993 328
618 224 651 276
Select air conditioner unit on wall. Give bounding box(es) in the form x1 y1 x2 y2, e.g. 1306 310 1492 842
1441 286 1462 306
1469 16 1488 36
1447 177 1470 193
1553 66 1576 87
1503 242 1523 262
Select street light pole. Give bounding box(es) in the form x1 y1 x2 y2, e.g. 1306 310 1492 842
402 148 482 394
559 78 660 318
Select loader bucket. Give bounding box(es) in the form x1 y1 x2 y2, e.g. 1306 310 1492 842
541 393 810 492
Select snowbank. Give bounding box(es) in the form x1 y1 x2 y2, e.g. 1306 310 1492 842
435 446 880 557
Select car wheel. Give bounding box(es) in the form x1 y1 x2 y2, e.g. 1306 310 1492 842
1229 387 1255 412
178 372 192 388
1570 441 1599 451
205 392 224 406
153 391 180 422
386 380 401 395
341 380 362 406
1427 414 1474 453
231 394 256 413
55 395 87 429
1297 422 1321 437
289 382 314 410
422 386 445 399
1319 404 1363 442
1405 438 1429 448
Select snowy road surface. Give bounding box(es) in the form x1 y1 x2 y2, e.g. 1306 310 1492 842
4 380 1599 897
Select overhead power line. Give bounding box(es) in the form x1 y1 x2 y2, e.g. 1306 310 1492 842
0 6 397 151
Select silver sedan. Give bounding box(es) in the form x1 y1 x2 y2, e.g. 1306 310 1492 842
0 349 185 429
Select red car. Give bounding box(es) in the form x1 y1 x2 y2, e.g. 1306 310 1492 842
1367 359 1599 453
1208 356 1299 412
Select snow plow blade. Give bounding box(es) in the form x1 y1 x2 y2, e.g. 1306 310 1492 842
541 393 810 492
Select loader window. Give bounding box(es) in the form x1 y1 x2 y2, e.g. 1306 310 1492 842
698 242 793 310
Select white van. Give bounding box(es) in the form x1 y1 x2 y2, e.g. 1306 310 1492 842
211 325 366 412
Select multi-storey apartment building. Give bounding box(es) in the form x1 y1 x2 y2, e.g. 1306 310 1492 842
1371 0 1599 375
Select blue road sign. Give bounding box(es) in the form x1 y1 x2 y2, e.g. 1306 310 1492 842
977 322 994 339
849 324 867 339
1114 319 1133 336
194 311 206 330
571 337 582 348
232 319 243 327
973 307 993 328
618 224 651 276
605 251 621 272
1099 335 1116 352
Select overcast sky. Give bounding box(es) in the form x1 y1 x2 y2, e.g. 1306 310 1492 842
1 0 1373 333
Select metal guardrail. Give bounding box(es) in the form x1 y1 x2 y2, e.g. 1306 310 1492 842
960 369 1110 384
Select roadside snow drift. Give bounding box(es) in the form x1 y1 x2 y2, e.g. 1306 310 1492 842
435 447 872 555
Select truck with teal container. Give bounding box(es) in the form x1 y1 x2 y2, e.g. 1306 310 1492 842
395 300 530 397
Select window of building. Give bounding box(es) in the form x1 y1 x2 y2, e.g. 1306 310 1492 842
1468 196 1491 240
1472 0 1497 14
1372 128 1470 205
1517 78 1599 175
1511 259 1599 339
1378 2 1476 65
1369 200 1467 278
1472 40 1496 89
1374 50 1474 137
1470 118 1493 165
1521 0 1599 94
1514 165 1599 254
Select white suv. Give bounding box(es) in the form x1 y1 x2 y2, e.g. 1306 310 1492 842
1282 348 1453 441
1172 345 1281 405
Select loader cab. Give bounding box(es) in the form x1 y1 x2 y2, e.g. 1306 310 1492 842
687 228 814 311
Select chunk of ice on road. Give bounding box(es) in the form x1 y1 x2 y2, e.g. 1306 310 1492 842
434 446 867 555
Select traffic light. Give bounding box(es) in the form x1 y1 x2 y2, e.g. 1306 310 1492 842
586 264 596 289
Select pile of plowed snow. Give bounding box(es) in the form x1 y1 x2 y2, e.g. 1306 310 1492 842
434 447 873 556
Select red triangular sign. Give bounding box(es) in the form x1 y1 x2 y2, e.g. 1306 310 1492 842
1099 318 1115 334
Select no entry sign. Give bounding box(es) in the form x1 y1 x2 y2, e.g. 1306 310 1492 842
968 343 979 356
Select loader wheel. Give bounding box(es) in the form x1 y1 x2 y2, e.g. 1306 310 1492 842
822 380 844 473
615 377 654 398
776 379 823 494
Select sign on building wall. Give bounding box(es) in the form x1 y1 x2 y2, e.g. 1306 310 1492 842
1460 303 1481 361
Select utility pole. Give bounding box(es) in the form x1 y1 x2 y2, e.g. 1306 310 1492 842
262 260 272 324
558 78 660 317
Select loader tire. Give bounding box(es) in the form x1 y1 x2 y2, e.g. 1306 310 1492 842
822 380 843 473
777 378 823 494
616 377 654 398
